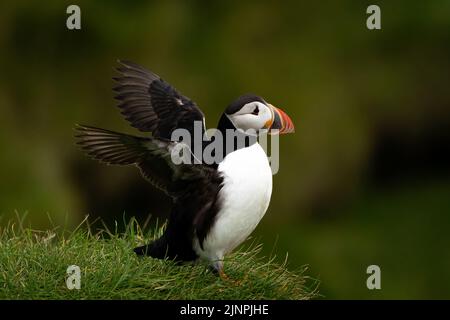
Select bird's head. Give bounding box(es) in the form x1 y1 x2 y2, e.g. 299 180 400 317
225 94 295 135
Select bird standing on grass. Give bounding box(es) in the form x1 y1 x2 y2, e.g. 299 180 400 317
75 60 294 279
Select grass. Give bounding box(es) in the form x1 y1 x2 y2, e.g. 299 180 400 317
0 217 318 300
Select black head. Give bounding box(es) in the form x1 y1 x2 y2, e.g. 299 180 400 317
225 94 267 115
222 94 295 134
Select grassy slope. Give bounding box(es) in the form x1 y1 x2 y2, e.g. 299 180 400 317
0 218 318 300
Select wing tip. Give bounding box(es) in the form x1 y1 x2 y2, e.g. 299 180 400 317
116 59 143 72
114 59 159 81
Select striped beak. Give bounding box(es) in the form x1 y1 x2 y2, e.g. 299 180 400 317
266 104 295 135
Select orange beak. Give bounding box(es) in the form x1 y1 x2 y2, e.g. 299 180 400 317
266 104 295 134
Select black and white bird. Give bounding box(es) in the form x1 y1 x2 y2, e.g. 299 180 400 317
75 60 294 278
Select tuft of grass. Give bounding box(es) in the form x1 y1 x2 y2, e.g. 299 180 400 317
0 218 318 300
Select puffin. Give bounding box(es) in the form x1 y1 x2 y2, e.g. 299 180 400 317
75 60 294 278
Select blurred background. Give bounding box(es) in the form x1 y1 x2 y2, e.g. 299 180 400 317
1 0 450 299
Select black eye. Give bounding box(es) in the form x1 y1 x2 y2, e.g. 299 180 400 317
251 106 259 115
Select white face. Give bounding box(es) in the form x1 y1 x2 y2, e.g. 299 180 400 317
226 101 273 133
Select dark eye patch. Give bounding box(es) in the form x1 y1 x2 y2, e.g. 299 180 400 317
251 105 259 115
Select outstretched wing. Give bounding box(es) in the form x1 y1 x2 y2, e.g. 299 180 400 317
114 60 206 140
74 125 200 195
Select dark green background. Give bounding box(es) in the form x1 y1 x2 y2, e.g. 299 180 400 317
1 1 449 299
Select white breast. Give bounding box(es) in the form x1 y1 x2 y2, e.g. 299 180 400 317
194 143 273 262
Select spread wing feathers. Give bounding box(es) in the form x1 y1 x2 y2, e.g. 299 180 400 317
74 124 202 194
74 125 149 165
114 60 206 140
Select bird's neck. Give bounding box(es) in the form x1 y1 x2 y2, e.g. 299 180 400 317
215 114 258 158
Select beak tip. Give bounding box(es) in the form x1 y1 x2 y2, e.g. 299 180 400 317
269 104 295 134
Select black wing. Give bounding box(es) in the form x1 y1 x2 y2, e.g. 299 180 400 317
74 125 198 194
114 60 206 140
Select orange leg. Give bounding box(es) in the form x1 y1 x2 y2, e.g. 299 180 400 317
219 268 229 280
215 261 242 285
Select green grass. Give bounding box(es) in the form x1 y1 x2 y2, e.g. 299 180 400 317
0 218 318 300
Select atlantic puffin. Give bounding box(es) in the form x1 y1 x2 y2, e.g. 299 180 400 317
75 60 294 278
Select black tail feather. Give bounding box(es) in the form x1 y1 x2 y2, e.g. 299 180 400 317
133 232 198 262
133 245 152 256
133 236 170 259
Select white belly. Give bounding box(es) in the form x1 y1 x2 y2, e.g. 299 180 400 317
194 143 273 262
